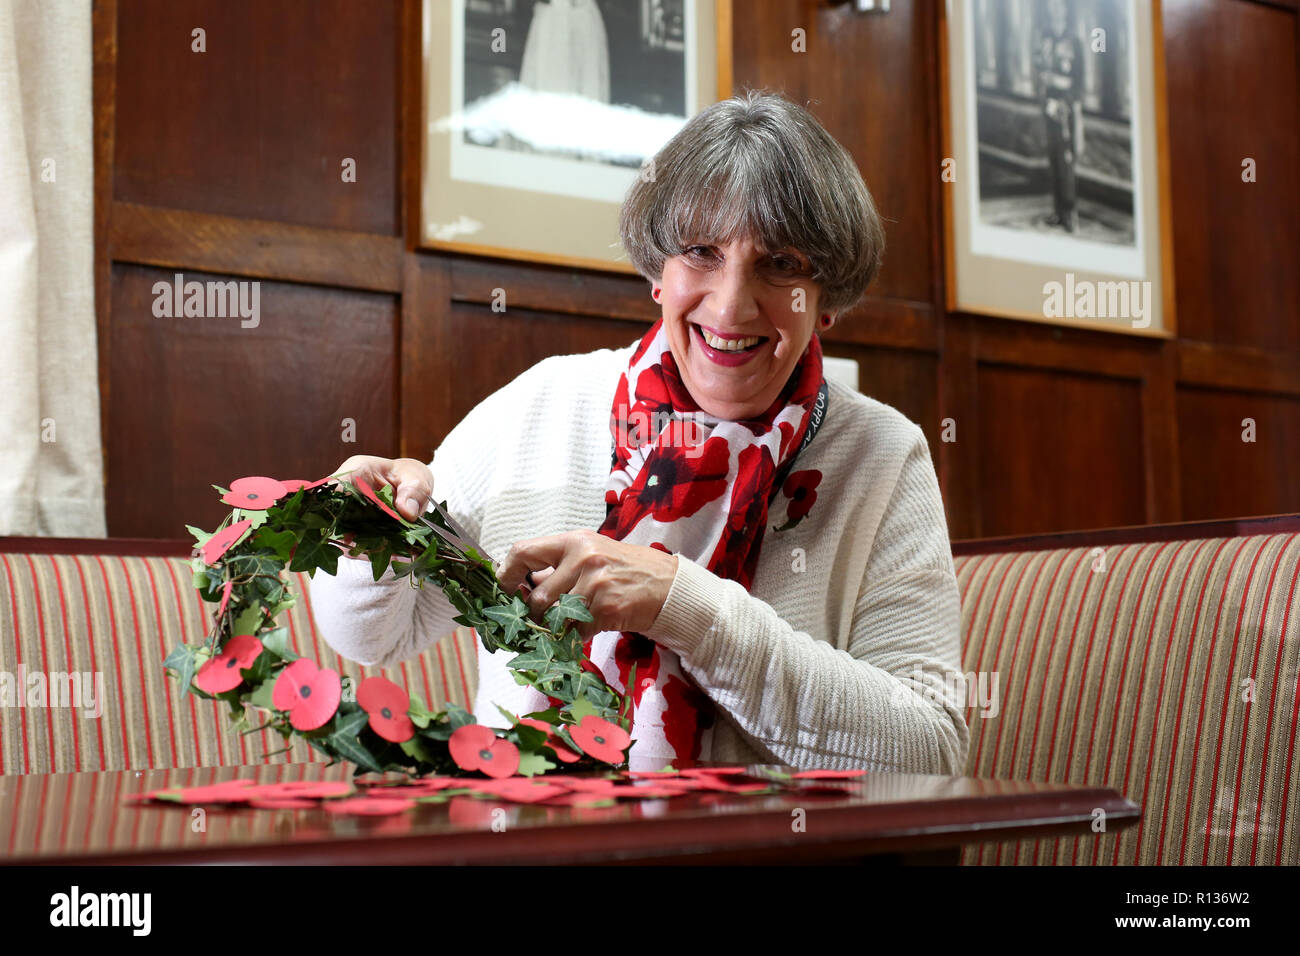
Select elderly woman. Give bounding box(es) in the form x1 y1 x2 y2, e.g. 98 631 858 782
310 90 970 773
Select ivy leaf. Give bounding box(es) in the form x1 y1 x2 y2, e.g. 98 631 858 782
369 543 392 582
506 643 555 674
544 592 594 631
334 708 369 738
248 679 277 711
515 750 556 778
399 735 436 764
259 627 300 662
252 526 297 563
231 604 262 637
483 604 528 645
566 696 600 723
163 644 201 694
328 731 383 774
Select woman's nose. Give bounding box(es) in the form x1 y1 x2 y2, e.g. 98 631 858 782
711 262 760 325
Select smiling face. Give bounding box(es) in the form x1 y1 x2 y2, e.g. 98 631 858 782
654 234 827 421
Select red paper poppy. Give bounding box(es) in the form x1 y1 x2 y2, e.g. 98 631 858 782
356 676 415 743
221 476 289 510
449 724 520 778
200 519 253 565
324 797 415 816
782 469 822 523
280 476 332 492
215 580 233 619
249 798 318 810
271 658 342 731
474 778 570 804
518 718 581 763
569 715 632 764
153 780 259 804
245 780 354 800
194 633 264 694
353 477 405 523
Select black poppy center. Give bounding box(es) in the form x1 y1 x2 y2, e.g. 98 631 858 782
226 658 239 669
479 748 494 761
792 487 807 502
300 685 312 698
637 455 681 507
594 735 606 745
381 706 392 719
247 493 260 500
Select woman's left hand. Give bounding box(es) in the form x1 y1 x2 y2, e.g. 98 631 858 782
497 530 678 639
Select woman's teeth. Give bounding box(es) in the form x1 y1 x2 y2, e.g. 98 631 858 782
700 328 763 351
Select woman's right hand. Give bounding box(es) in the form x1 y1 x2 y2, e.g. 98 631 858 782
332 455 434 522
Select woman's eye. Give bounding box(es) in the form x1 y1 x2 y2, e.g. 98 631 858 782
685 245 713 258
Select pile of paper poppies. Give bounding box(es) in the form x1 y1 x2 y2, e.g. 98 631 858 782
129 766 869 815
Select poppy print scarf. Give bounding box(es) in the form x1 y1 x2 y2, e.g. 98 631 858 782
587 317 825 764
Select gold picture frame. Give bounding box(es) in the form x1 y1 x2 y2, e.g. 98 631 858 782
941 0 1176 337
421 0 733 273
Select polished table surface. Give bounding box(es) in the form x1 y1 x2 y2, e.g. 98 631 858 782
0 761 1140 865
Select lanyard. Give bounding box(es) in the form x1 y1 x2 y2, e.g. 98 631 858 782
768 378 829 505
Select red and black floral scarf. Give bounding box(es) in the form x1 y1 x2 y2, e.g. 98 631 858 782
585 317 826 764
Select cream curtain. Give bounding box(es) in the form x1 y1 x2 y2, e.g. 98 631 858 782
0 0 104 536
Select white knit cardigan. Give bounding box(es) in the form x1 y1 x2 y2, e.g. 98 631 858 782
308 340 971 774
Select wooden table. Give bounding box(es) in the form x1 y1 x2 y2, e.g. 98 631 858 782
0 761 1139 865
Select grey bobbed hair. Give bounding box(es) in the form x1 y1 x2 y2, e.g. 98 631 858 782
619 88 885 316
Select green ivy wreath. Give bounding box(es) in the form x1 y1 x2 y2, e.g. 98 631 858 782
166 474 637 778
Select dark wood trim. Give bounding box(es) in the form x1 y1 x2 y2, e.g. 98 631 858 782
448 253 657 322
822 297 940 352
1140 341 1182 524
953 512 1300 555
937 311 981 539
0 536 193 557
400 0 421 252
92 0 117 488
972 312 1161 379
399 255 451 461
1177 340 1300 397
109 202 404 293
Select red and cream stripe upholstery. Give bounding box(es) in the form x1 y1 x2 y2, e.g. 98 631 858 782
0 552 478 776
957 532 1300 865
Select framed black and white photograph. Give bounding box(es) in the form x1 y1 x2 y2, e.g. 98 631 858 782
422 0 732 271
943 0 1176 335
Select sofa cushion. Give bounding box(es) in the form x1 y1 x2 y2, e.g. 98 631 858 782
956 531 1300 865
0 551 479 775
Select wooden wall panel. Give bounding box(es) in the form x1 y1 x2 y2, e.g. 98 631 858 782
432 305 647 439
1177 387 1300 521
976 365 1146 535
1163 0 1300 351
731 0 941 312
106 265 397 538
113 0 400 235
822 341 939 448
95 0 1300 539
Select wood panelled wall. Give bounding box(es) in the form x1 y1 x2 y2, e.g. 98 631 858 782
94 0 1300 541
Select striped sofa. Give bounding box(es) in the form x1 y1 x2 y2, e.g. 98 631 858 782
955 515 1300 866
2 517 1298 865
0 538 478 775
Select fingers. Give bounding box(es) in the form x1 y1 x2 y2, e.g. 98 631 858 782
329 456 433 521
497 533 575 599
389 459 434 521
